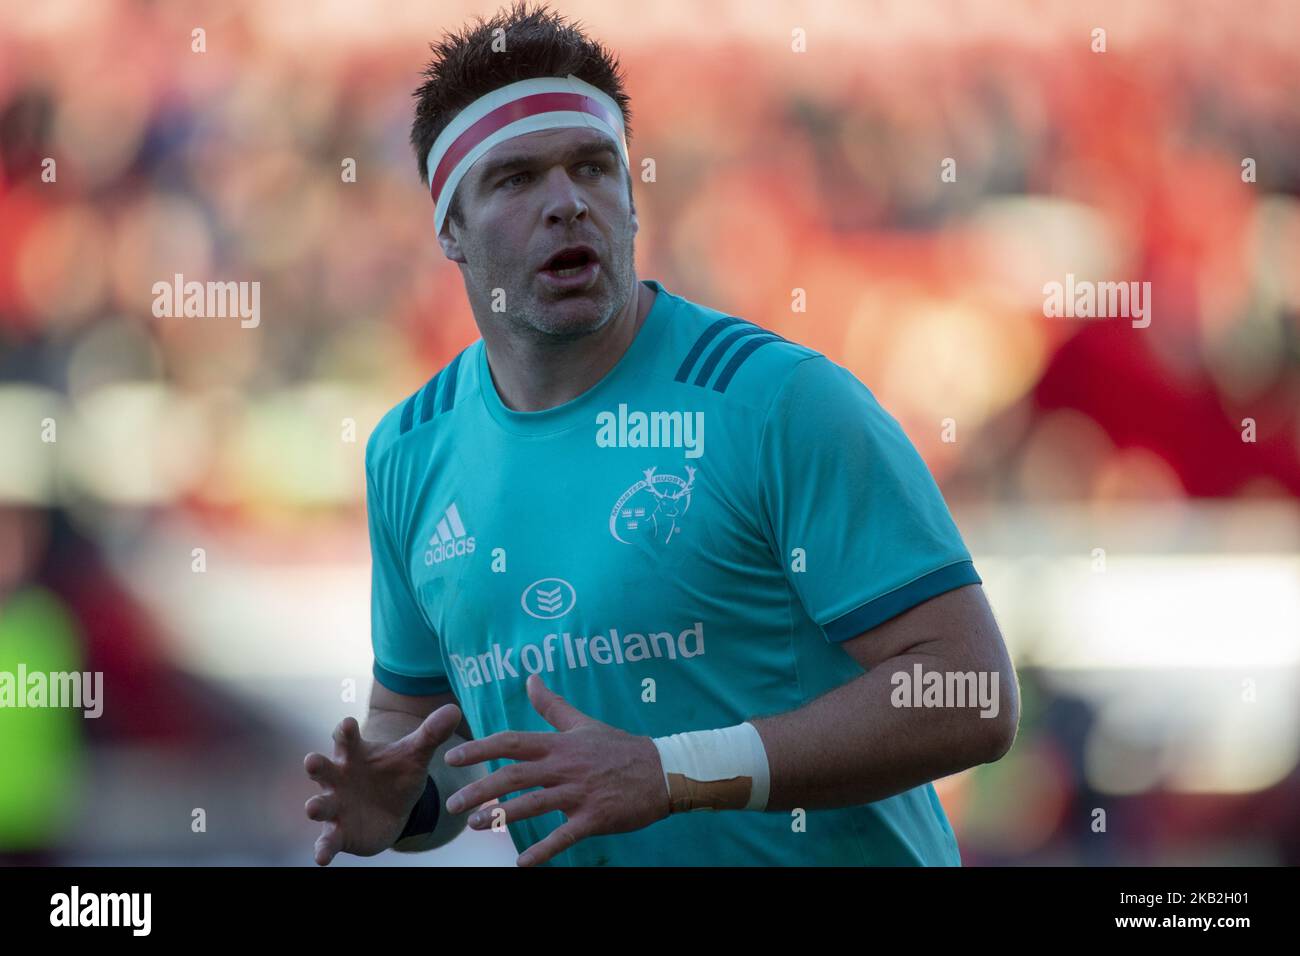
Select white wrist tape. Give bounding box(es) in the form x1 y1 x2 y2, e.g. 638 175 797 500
651 722 770 812
393 732 487 852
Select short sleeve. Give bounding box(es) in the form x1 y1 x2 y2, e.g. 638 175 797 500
366 459 453 696
757 355 981 642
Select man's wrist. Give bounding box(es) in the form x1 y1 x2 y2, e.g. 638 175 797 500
651 722 771 813
392 732 487 852
398 775 441 841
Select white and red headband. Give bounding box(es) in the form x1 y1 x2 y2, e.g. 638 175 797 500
425 73 630 235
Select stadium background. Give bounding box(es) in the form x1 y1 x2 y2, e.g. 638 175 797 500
1 0 1298 865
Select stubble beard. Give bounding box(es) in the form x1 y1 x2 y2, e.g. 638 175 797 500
493 231 636 343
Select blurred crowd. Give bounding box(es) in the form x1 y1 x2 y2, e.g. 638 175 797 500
1 0 1298 863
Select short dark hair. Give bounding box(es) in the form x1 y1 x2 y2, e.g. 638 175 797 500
411 1 634 229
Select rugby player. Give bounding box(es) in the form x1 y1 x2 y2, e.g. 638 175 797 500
304 1 1019 867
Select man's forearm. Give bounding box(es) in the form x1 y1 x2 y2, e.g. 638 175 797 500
749 648 1018 811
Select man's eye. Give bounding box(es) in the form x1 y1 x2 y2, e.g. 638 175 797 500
581 162 606 177
503 171 532 188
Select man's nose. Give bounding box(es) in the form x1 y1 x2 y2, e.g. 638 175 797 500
539 167 589 224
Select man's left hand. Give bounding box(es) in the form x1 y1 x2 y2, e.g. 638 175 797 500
443 673 671 866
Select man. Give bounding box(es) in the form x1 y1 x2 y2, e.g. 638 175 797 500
304 1 1019 867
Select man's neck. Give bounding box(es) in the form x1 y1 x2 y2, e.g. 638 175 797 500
482 280 655 412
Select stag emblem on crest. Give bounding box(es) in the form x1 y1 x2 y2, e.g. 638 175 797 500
609 465 698 545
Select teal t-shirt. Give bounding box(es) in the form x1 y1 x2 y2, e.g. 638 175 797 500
365 278 980 866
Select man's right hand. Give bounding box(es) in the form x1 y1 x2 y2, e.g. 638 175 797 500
304 703 463 865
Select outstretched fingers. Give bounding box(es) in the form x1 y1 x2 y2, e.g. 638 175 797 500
304 752 339 787
409 703 463 762
332 716 362 761
468 787 575 830
305 793 338 822
516 819 587 868
314 821 344 866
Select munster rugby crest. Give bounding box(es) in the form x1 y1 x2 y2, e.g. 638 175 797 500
609 466 697 545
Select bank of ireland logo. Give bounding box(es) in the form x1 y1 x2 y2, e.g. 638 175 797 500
609 465 697 545
521 578 577 619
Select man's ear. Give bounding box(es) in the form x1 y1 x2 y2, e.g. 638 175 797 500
438 221 468 264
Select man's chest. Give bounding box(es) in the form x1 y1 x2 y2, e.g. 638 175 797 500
401 442 781 675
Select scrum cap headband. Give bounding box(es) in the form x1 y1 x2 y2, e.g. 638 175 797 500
425 73 629 235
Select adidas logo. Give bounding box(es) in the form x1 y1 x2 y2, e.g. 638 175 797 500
423 503 476 565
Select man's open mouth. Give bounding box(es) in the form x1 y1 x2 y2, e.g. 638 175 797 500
541 246 597 277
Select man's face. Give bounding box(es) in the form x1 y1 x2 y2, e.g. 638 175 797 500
441 126 638 339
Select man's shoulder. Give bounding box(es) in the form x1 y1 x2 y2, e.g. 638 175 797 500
655 284 822 409
366 341 480 472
